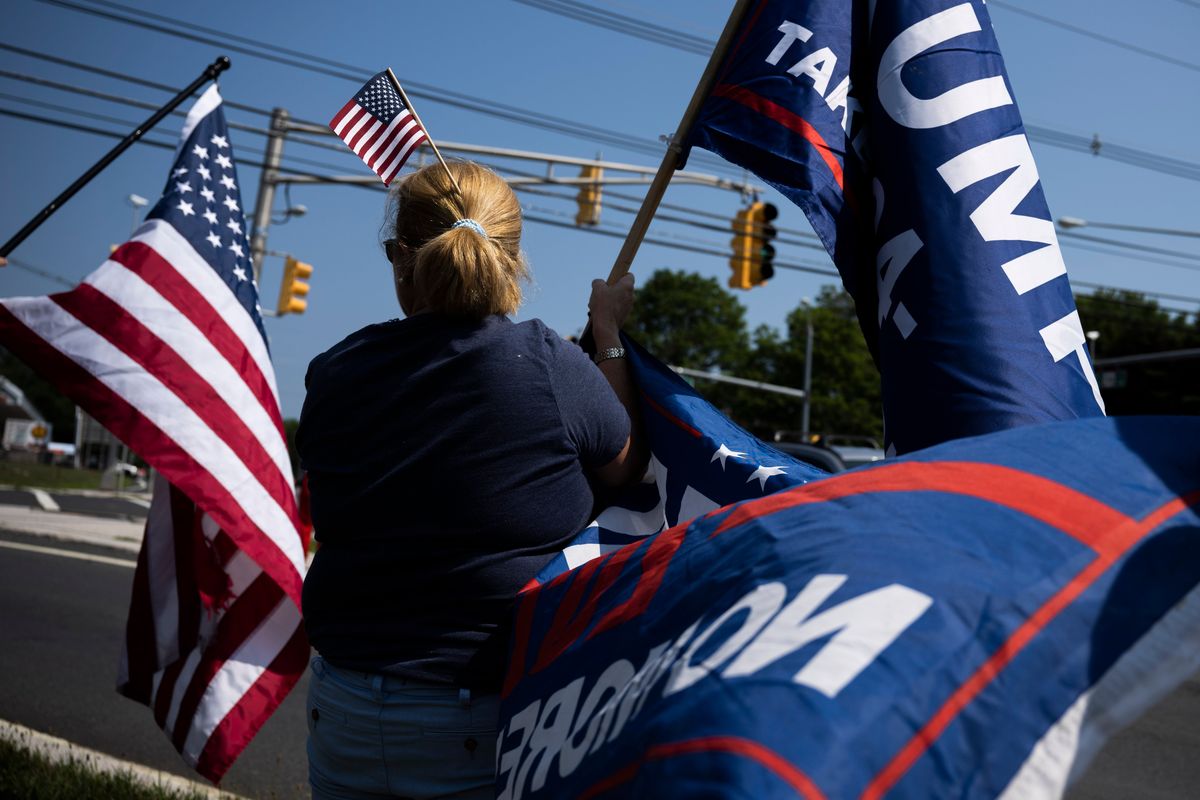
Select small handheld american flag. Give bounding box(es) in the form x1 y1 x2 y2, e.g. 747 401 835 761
329 70 428 185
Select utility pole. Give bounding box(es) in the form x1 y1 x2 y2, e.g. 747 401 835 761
249 107 289 282
801 298 814 437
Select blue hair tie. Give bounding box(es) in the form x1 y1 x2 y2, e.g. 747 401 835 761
451 218 488 238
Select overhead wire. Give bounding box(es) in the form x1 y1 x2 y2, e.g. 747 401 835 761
5 34 1197 301
14 3 1200 187
0 104 841 279
31 0 744 178
507 0 1200 183
510 0 714 55
988 1 1200 75
11 97 1200 297
1059 230 1200 268
4 256 78 289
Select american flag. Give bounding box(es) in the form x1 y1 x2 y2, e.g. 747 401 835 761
329 70 428 184
0 85 308 783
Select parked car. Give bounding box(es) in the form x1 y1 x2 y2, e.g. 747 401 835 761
772 440 847 473
771 432 886 473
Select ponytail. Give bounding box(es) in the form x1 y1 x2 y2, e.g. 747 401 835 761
388 161 529 318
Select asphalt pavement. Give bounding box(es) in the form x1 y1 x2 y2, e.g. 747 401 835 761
0 485 150 520
0 528 310 799
0 506 1198 798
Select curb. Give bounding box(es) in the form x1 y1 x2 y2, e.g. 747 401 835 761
0 718 246 799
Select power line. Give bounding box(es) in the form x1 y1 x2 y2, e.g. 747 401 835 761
1025 123 1200 183
1061 238 1200 275
8 73 1200 298
11 10 1200 191
33 0 743 178
517 1 1200 184
1059 230 1200 268
0 42 271 119
4 256 77 288
989 1 1200 74
1072 279 1200 307
511 0 714 55
0 104 832 278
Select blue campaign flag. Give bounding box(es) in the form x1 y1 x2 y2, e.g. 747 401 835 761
496 409 1200 799
529 338 828 585
687 0 1105 454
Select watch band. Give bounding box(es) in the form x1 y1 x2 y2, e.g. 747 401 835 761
593 347 626 365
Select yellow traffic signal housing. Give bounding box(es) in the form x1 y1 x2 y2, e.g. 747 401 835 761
728 207 755 289
748 201 779 286
276 255 312 315
575 165 603 226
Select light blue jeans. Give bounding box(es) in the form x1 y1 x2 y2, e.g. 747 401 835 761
306 656 499 800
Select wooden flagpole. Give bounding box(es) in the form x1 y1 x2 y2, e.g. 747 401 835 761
385 68 462 195
605 0 756 285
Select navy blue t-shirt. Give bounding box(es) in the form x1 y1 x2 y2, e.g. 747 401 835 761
297 313 629 689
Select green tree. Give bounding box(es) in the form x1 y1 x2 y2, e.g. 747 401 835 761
625 269 750 370
733 287 882 441
1075 290 1200 415
624 269 883 442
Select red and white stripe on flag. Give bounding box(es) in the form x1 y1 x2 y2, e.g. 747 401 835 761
329 71 428 185
117 482 307 781
0 85 307 784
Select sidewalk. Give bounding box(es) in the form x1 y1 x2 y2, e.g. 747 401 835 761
0 504 143 553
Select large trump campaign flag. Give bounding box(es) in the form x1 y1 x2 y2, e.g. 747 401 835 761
495 1 1200 797
498 407 1199 799
0 85 307 782
688 0 1105 455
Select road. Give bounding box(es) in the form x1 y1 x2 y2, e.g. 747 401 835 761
0 528 310 799
0 487 149 521
0 507 1198 798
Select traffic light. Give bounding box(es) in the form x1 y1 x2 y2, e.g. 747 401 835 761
730 202 779 289
728 206 755 289
751 201 778 284
575 164 603 226
276 255 312 315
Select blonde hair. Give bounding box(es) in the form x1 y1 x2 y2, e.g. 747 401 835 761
388 161 529 318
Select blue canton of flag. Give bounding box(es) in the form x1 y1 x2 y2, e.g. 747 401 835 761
329 70 428 185
147 94 266 343
687 0 1105 455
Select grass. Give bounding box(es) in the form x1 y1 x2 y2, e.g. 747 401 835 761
0 736 207 799
0 461 104 491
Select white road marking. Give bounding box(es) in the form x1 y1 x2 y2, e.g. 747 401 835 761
29 489 60 512
0 539 134 569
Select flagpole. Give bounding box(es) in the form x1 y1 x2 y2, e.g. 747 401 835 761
385 69 462 195
0 56 232 259
605 0 755 285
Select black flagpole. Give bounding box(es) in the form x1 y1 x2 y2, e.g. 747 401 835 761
0 56 231 259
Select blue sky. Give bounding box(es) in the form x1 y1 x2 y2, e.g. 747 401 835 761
2 0 1198 418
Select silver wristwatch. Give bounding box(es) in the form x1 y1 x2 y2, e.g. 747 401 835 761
593 347 626 365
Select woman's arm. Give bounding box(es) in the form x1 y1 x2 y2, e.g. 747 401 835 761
588 273 649 487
